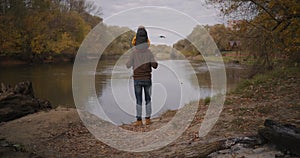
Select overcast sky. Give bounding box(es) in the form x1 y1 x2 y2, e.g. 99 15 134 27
89 0 225 45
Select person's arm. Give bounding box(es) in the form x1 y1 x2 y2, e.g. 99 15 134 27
149 50 158 69
151 61 158 69
126 52 133 68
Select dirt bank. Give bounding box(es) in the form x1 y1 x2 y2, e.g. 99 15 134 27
0 68 299 157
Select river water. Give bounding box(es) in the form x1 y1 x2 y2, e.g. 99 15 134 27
0 60 243 124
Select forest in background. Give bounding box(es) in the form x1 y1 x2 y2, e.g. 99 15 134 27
1 0 299 68
0 0 102 63
175 0 299 71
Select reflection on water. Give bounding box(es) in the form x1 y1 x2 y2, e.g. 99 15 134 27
92 60 242 125
0 63 74 106
0 60 243 124
94 60 202 124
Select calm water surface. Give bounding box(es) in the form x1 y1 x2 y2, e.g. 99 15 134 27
0 60 243 124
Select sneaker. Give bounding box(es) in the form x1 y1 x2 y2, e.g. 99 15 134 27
145 118 151 125
134 120 143 126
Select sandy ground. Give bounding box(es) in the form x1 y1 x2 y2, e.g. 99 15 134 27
1 69 299 157
0 98 299 158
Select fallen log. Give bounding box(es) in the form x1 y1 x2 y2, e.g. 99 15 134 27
258 119 300 156
169 136 261 158
167 119 300 157
0 81 52 122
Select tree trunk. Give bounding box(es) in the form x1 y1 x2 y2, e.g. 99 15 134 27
169 136 260 158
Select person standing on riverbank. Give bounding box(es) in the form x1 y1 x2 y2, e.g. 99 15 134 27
126 26 158 126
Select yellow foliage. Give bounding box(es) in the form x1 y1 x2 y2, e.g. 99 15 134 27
206 0 300 63
0 0 100 58
46 32 77 54
31 35 47 54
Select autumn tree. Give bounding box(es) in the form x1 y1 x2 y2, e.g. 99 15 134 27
206 0 300 68
102 25 135 56
0 0 102 62
174 25 220 56
208 24 233 51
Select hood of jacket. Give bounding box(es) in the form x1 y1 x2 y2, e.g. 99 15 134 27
136 28 148 46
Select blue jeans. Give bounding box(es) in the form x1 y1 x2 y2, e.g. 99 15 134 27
134 80 152 120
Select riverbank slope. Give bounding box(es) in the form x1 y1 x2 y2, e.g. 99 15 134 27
0 67 299 157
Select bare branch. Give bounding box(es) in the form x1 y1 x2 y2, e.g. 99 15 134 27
248 0 281 23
